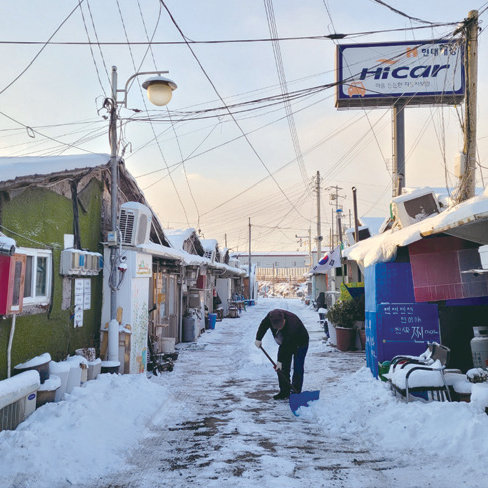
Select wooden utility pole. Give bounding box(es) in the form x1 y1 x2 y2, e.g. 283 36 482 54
248 218 252 299
352 187 359 243
316 171 322 263
327 185 344 247
460 10 479 201
308 227 312 268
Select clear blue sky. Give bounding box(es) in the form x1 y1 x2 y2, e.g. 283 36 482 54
0 1 486 251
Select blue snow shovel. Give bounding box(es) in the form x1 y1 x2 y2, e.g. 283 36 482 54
260 346 320 416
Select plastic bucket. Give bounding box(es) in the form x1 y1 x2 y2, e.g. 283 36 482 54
49 361 71 402
378 361 391 382
65 362 82 394
14 353 52 384
36 374 61 408
87 358 102 381
208 313 217 330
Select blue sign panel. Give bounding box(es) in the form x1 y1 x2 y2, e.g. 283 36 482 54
378 302 440 343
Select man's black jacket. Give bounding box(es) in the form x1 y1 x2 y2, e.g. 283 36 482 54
256 309 309 362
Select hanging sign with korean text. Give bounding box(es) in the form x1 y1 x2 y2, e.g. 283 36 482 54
336 40 465 108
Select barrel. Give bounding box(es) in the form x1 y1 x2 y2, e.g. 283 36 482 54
183 316 197 342
208 313 217 330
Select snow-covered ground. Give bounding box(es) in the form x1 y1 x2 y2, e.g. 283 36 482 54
1 298 488 488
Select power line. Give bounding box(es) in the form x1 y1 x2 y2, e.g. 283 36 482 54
0 2 84 97
370 0 436 25
0 22 459 46
115 0 191 227
159 0 309 222
264 0 311 194
78 0 107 96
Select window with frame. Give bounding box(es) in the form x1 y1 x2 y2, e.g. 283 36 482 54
18 247 52 306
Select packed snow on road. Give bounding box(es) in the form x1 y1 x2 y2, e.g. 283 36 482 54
1 298 487 488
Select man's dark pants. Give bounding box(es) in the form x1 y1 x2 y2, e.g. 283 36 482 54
277 344 308 395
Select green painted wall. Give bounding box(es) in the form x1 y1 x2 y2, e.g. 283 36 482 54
0 178 104 380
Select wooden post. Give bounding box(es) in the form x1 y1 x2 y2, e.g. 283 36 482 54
460 10 478 201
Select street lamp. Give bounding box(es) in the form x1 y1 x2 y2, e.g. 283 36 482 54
106 65 177 368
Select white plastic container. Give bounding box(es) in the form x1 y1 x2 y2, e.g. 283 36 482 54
66 356 88 385
87 358 102 381
328 324 337 346
159 337 176 353
49 361 71 402
65 356 89 393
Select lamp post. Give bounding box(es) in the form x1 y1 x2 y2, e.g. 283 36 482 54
106 66 177 366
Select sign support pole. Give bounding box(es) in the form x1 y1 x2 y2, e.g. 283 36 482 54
392 100 406 197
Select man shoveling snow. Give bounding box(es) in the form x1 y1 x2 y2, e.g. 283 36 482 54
254 309 309 400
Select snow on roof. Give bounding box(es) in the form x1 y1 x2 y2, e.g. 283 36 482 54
358 217 387 236
137 242 245 275
200 239 218 251
164 228 198 250
0 154 111 184
231 251 308 257
345 188 488 269
392 186 438 203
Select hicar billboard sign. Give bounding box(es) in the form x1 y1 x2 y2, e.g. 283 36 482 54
335 40 465 109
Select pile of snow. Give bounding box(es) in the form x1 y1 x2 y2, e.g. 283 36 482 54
0 373 169 488
308 367 488 462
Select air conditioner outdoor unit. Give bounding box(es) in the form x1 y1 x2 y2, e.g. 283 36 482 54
0 371 39 432
119 202 152 246
391 187 440 229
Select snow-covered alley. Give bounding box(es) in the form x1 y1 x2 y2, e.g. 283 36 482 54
2 298 488 488
93 297 380 488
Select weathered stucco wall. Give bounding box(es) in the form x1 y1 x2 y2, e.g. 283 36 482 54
0 177 104 379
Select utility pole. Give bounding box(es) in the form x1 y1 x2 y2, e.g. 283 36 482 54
315 171 322 262
248 218 252 300
352 187 359 243
308 227 312 268
326 185 344 248
459 10 479 202
331 208 334 248
336 209 343 245
295 228 312 267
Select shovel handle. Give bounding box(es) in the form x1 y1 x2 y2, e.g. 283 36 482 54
259 345 297 393
259 345 277 367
